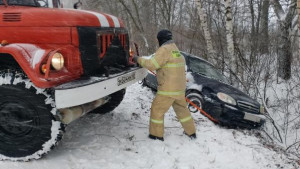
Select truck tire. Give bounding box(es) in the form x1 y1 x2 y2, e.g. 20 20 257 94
90 89 126 114
0 71 63 161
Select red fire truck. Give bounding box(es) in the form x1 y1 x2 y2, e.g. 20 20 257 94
0 0 146 161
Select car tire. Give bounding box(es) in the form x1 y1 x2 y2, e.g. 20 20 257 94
0 71 63 161
186 91 204 114
90 89 126 114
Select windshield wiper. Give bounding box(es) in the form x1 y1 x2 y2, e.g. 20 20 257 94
195 72 207 77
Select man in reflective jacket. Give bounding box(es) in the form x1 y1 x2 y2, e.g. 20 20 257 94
134 29 196 141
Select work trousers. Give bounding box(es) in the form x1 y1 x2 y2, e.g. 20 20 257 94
149 95 196 137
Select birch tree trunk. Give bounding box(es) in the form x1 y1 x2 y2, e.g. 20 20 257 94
224 0 236 84
272 0 296 80
195 0 216 62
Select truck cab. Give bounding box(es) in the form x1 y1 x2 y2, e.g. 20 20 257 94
0 0 146 161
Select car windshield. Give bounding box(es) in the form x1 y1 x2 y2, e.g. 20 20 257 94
189 57 229 83
0 0 38 6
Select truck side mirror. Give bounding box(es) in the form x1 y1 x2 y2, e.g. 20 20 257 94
74 1 82 9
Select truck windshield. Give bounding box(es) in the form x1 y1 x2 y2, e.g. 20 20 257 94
0 0 39 6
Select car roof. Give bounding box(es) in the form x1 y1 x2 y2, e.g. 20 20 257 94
180 51 214 67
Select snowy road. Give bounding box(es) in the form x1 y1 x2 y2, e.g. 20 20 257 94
0 83 298 169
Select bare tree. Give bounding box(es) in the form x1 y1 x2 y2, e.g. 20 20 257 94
259 0 270 54
271 0 297 80
117 0 151 53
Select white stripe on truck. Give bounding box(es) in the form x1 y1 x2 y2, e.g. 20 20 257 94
64 9 122 28
107 14 120 27
83 11 110 27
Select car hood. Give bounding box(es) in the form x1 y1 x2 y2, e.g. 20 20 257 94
191 73 259 106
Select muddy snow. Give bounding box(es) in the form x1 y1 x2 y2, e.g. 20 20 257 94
0 83 298 169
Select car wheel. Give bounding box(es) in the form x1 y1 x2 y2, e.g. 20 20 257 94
0 71 63 161
186 92 204 113
90 89 126 114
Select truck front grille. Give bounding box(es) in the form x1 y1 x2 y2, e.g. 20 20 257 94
97 30 128 59
237 101 259 113
77 27 130 76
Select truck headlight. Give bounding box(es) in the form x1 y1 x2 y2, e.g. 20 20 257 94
51 53 64 71
217 92 236 105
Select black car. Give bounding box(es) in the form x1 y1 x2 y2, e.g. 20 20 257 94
143 52 265 129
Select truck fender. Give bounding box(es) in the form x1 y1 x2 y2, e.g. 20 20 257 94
0 43 50 86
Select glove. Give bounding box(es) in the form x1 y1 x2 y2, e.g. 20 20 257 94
133 55 140 63
133 55 143 67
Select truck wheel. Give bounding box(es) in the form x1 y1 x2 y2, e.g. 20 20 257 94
0 71 63 161
90 89 126 114
186 91 204 113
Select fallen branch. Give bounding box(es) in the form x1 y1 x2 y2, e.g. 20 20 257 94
286 141 300 151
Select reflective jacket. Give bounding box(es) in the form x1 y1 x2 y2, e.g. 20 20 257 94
138 42 186 99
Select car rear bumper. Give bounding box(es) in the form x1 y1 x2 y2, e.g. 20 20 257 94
54 67 147 109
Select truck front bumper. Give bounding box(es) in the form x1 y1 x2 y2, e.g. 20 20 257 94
54 68 147 109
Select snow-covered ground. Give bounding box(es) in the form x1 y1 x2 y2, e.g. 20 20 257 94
0 83 298 169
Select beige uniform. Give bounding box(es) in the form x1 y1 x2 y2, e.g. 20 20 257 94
138 43 196 137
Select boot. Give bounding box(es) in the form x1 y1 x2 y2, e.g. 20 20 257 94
184 132 197 139
149 134 164 141
188 133 197 139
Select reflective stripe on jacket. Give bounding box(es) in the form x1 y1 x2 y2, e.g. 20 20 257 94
138 43 186 99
